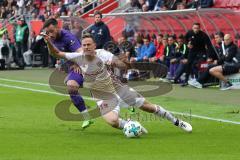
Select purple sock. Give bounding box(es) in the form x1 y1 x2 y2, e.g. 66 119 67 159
70 92 87 112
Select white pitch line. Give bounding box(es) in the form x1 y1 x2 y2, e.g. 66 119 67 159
0 83 93 101
171 111 240 125
0 78 50 86
0 80 240 125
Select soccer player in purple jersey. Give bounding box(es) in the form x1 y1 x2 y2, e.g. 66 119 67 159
43 18 93 129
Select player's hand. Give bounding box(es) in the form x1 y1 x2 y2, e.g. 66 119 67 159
181 59 188 64
40 32 51 43
170 58 177 63
70 64 82 74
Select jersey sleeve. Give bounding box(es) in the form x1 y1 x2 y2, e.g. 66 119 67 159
65 52 84 64
98 49 114 63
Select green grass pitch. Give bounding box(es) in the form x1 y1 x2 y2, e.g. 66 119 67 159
0 69 239 160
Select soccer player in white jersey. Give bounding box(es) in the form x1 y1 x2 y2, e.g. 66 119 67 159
43 33 192 133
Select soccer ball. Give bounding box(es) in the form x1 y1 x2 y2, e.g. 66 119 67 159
123 121 143 138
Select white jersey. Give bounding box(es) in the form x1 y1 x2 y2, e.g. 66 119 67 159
65 49 116 92
65 49 145 112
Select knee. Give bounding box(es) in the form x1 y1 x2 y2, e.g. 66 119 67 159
67 80 79 95
209 68 216 75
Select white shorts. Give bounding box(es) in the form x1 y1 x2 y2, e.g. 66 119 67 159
92 84 145 115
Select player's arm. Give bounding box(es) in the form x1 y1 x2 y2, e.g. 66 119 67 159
111 55 131 70
41 33 66 59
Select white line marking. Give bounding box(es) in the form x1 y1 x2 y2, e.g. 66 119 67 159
0 83 93 101
0 79 240 125
0 78 50 86
171 111 240 125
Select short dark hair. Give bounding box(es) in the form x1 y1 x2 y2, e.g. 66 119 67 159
94 10 102 18
193 22 200 26
82 33 96 43
215 31 224 38
43 18 58 29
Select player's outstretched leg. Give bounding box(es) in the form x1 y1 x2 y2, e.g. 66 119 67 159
67 79 93 129
139 101 192 132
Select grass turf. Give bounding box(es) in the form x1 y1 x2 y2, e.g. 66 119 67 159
0 69 240 160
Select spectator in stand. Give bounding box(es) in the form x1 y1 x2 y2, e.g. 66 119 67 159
142 3 148 11
166 0 182 10
118 35 136 61
177 2 186 10
147 0 157 11
130 0 141 9
16 0 24 13
31 3 40 15
0 6 8 18
88 10 111 49
23 30 37 67
71 20 83 40
173 35 189 83
149 33 165 63
130 35 156 62
164 35 179 79
154 0 164 11
57 1 68 16
187 0 214 9
14 17 29 68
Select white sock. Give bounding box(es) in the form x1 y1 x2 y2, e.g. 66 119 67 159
118 118 128 129
82 109 90 121
154 105 177 124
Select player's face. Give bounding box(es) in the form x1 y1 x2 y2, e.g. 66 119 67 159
192 25 200 34
45 24 59 40
94 14 102 24
82 37 96 56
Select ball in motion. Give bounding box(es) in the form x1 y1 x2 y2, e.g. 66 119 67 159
123 121 143 138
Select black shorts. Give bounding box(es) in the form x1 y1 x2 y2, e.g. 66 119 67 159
222 64 239 75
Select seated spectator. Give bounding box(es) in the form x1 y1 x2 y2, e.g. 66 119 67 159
177 2 186 10
174 35 190 83
209 34 240 90
166 0 182 10
188 34 239 89
130 0 142 9
149 33 165 63
163 35 177 67
117 35 136 61
147 0 157 11
142 3 148 12
130 35 156 62
23 31 37 66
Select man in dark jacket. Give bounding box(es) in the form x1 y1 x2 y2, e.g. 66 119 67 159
89 11 111 49
183 22 214 85
188 31 224 88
